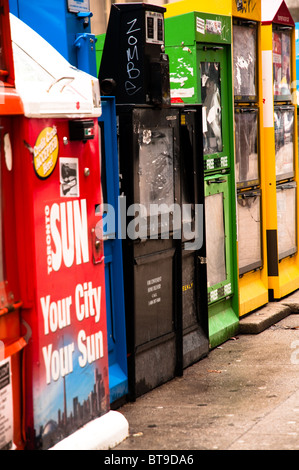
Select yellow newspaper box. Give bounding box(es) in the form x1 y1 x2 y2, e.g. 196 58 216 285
261 0 299 300
232 0 269 316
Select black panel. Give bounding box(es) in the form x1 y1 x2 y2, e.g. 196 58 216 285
99 3 170 106
267 229 279 277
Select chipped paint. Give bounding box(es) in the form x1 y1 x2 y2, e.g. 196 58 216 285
170 87 195 98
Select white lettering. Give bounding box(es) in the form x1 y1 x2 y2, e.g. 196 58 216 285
40 294 72 335
42 343 52 384
278 15 289 22
127 45 139 61
61 201 75 268
75 282 101 323
125 18 141 97
77 329 104 368
50 203 62 272
75 283 84 321
42 342 75 385
47 199 90 274
41 295 51 335
94 286 101 323
126 18 140 35
73 199 89 265
104 455 139 467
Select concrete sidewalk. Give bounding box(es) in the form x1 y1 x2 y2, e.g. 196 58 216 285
114 290 299 450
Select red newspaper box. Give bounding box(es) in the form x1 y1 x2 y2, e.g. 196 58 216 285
9 14 110 449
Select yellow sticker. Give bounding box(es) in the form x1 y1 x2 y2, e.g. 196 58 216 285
182 282 193 292
33 126 59 179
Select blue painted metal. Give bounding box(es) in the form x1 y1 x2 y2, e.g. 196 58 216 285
9 0 128 403
9 0 94 71
99 97 128 403
74 33 97 76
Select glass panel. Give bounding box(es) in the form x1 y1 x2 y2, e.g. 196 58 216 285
205 193 226 286
274 107 294 180
138 128 174 213
273 30 291 98
237 193 262 273
235 110 259 186
277 185 297 259
233 24 257 99
201 62 223 155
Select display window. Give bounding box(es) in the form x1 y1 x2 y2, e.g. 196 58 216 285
198 45 231 173
277 182 297 260
273 28 292 101
274 106 294 181
237 191 262 275
205 192 226 287
235 108 259 187
233 21 257 102
200 62 223 156
138 127 174 213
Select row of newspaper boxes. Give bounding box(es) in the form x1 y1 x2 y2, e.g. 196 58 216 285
1 0 299 451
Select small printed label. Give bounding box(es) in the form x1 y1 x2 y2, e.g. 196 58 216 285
147 276 162 306
60 157 80 198
166 115 177 121
210 290 218 302
224 283 232 295
0 357 13 450
145 11 164 45
221 156 228 167
196 17 205 35
207 159 215 170
67 0 90 13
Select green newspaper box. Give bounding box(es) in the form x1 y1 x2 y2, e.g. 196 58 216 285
165 11 239 348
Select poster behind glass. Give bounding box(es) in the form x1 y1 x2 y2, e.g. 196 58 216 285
205 193 226 287
274 106 294 180
276 183 297 259
138 127 174 218
235 110 259 187
273 30 291 100
201 62 223 155
233 23 257 101
237 192 262 275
